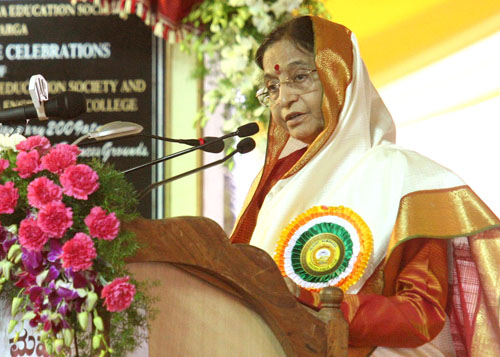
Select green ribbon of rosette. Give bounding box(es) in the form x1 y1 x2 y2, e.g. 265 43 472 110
290 222 353 283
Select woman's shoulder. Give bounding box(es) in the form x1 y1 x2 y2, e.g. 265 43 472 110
372 143 451 171
369 144 465 193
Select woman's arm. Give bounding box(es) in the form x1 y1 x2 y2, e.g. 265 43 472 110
341 238 449 347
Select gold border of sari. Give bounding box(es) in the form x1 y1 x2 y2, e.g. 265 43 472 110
387 185 500 257
380 186 500 356
469 229 500 356
384 185 500 293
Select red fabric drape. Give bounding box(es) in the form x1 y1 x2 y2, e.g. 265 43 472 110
71 0 203 40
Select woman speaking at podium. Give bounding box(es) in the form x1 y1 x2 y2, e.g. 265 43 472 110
230 16 500 356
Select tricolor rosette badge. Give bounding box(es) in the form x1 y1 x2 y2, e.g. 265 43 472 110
274 206 373 291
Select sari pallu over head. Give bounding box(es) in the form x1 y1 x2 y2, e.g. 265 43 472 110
230 16 500 355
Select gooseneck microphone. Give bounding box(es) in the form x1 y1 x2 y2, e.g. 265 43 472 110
220 122 259 140
120 122 260 174
121 136 227 174
137 137 256 199
132 122 259 153
75 121 225 154
0 91 87 123
135 133 225 154
72 121 145 146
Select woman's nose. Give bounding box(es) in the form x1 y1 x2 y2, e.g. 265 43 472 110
278 84 299 107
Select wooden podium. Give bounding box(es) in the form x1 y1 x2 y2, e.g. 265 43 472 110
125 217 348 356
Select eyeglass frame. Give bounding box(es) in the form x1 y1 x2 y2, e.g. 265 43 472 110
256 69 318 107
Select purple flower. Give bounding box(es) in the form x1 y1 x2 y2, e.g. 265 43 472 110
28 286 43 304
48 239 63 263
71 271 88 289
21 248 43 274
14 271 36 289
49 292 63 307
57 286 79 300
43 319 51 332
1 235 17 260
58 302 69 316
47 265 59 282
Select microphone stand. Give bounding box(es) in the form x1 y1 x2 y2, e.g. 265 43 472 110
122 137 225 174
137 148 239 200
78 133 200 145
76 130 223 153
137 137 256 199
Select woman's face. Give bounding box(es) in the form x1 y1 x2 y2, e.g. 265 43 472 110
262 39 324 144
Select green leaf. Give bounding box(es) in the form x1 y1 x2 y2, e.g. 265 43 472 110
93 334 102 349
11 297 23 316
78 311 89 330
93 315 104 332
63 329 74 347
8 319 18 333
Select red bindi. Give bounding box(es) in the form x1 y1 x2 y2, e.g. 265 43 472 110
274 64 280 73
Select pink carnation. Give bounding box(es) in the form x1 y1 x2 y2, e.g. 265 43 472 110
101 276 136 312
60 164 99 200
0 159 9 175
18 217 49 251
61 233 96 271
16 136 51 154
84 207 120 240
54 143 80 157
0 181 18 214
37 201 73 238
41 145 78 174
14 150 41 178
27 177 63 209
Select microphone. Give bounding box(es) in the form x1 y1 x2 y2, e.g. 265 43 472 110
75 121 224 154
29 75 49 119
136 134 224 154
121 136 227 174
132 121 258 152
121 122 259 174
167 121 256 153
138 137 256 199
236 136 256 153
137 122 258 151
0 91 87 123
89 121 144 140
218 122 259 141
72 121 144 145
235 122 259 137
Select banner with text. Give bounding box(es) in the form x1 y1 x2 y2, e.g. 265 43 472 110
0 0 166 219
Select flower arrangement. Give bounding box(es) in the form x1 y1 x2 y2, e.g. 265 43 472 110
180 0 329 131
0 133 152 356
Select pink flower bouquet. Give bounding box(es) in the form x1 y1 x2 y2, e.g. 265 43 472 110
0 134 147 356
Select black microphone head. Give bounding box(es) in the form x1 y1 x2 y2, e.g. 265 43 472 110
203 137 225 153
236 137 256 154
236 122 259 137
45 91 87 119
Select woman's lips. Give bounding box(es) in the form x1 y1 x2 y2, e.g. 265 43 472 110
285 112 304 122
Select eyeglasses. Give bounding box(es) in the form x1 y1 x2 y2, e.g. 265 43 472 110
256 69 318 107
